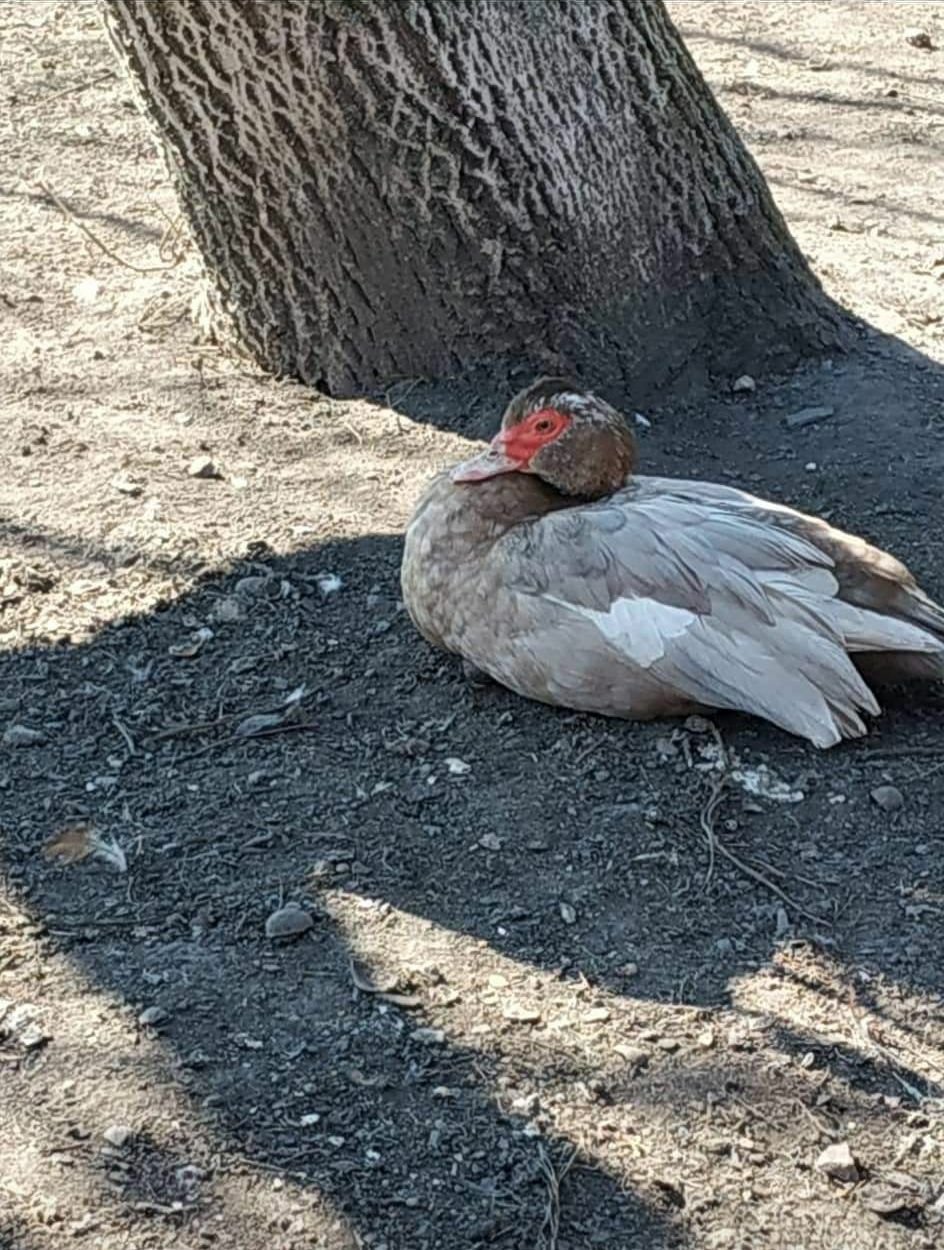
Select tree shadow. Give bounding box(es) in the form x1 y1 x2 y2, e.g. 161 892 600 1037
1 514 208 582
674 24 944 93
716 79 944 122
1 186 167 246
765 177 944 228
3 340 944 1246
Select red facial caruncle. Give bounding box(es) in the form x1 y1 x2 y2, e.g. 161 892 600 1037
451 408 572 482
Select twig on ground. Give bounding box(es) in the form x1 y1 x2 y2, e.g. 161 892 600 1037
709 812 828 926
341 418 364 446
24 69 116 109
538 1143 576 1250
700 775 725 889
854 1014 938 1101
791 1097 837 1141
384 377 424 434
696 724 829 925
176 721 320 762
111 716 137 756
36 179 183 274
859 746 942 761
152 718 229 742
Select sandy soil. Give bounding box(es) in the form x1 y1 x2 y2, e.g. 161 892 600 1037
2 4 944 1249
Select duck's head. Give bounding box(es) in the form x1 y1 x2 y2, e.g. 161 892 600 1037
451 377 637 500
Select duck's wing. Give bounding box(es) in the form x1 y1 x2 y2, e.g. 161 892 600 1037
631 476 944 638
498 482 944 748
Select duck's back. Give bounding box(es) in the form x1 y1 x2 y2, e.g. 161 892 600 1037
624 475 944 639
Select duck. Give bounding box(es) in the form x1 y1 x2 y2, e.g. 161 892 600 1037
401 378 944 748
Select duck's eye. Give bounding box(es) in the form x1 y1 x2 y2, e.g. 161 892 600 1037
535 418 553 433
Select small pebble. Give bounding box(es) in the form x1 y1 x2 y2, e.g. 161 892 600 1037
871 784 904 813
235 576 270 597
478 833 502 851
102 1125 133 1149
815 1140 859 1183
784 405 835 429
265 903 314 940
410 1027 445 1045
187 455 220 479
583 1007 611 1024
73 277 101 304
212 597 244 623
559 901 577 926
137 1006 168 1027
111 473 144 496
502 1004 541 1023
613 1043 650 1068
18 1023 49 1049
3 724 46 747
904 27 933 49
732 374 756 393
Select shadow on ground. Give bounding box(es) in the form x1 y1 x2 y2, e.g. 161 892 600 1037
2 338 944 1247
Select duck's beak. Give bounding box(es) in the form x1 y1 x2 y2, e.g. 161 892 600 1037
450 434 522 482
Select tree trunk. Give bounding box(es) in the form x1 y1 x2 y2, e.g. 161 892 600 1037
103 0 847 400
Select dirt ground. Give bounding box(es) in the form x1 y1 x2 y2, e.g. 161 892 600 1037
2 3 944 1249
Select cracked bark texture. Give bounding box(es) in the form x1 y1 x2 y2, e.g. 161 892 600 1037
103 0 848 399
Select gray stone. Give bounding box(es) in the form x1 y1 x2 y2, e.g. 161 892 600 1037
871 785 904 813
815 1141 859 1183
265 904 314 940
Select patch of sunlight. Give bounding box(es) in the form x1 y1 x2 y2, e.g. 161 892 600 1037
1 950 361 1245
728 944 944 1102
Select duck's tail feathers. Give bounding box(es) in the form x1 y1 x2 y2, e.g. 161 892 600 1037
837 596 944 683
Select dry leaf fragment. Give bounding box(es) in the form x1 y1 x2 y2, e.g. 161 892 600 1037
44 824 94 864
316 573 342 596
235 711 287 737
43 824 127 873
349 958 399 995
377 992 423 1009
168 639 203 659
502 1003 542 1023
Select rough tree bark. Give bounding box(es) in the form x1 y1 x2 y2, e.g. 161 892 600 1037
103 0 847 399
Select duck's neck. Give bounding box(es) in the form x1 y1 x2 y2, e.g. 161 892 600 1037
455 473 569 530
413 472 569 558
